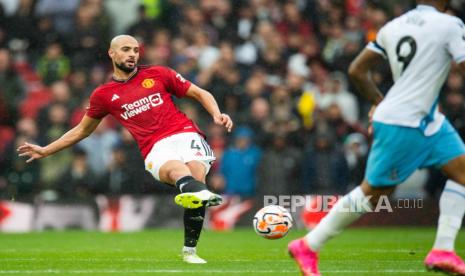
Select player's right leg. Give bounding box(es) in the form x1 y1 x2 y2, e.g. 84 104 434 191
425 154 465 275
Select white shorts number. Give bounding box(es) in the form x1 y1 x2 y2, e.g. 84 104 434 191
145 132 216 181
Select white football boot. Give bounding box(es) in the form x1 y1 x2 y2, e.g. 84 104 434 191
182 247 207 264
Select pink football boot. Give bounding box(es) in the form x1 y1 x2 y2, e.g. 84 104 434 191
288 238 321 276
425 249 465 275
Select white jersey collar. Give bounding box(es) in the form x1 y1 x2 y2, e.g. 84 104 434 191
416 4 438 12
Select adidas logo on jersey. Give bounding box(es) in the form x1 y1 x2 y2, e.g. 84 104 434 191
111 94 120 101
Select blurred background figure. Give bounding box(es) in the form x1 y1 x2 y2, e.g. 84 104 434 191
221 127 261 198
96 145 142 195
344 133 368 189
36 41 70 85
49 147 97 205
0 48 24 126
301 132 349 195
258 133 301 196
76 118 119 178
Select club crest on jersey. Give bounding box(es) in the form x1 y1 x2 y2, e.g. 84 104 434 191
141 78 155 88
120 93 163 120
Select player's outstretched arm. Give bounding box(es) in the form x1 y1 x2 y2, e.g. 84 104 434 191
186 84 233 132
348 49 385 105
17 115 101 163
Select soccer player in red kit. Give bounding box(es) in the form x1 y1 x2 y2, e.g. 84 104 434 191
17 35 233 263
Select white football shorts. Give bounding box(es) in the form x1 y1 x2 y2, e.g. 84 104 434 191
144 132 215 181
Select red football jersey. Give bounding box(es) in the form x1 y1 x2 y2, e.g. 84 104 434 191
86 65 203 158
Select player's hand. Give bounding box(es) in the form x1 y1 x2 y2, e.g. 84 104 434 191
368 105 377 136
214 113 233 132
17 142 47 163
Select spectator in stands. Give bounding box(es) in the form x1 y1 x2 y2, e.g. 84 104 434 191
35 0 80 34
36 42 70 85
257 45 286 78
57 147 96 200
322 24 347 65
87 65 107 91
344 133 368 189
127 4 157 42
15 117 39 142
301 132 349 194
180 6 216 46
243 69 268 107
68 4 107 68
116 128 156 193
0 118 39 199
6 0 36 42
288 36 320 79
185 30 219 70
37 81 73 135
29 16 61 59
319 72 359 124
39 103 72 186
258 133 301 196
68 70 90 103
0 48 24 125
286 70 310 100
319 103 365 144
76 118 119 177
144 29 172 66
275 1 313 44
244 97 272 147
97 144 142 195
221 127 262 198
197 41 241 111
1 134 40 199
269 85 295 125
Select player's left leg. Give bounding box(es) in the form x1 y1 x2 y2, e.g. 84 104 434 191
171 133 221 209
158 160 221 209
181 161 208 264
416 120 465 275
436 155 465 252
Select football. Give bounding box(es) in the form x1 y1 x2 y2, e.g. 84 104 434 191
253 205 293 239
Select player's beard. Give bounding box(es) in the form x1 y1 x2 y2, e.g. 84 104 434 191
115 61 136 73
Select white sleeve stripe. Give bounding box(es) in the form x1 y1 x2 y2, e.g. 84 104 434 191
366 42 387 58
373 41 387 55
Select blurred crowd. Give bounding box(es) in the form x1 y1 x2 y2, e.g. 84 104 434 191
1 0 465 202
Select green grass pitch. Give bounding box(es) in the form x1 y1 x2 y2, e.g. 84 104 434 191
0 228 463 275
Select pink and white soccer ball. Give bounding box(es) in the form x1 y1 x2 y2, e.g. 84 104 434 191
253 205 293 239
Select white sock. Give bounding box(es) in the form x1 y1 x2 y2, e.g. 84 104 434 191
433 180 465 251
183 246 196 254
306 186 372 251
